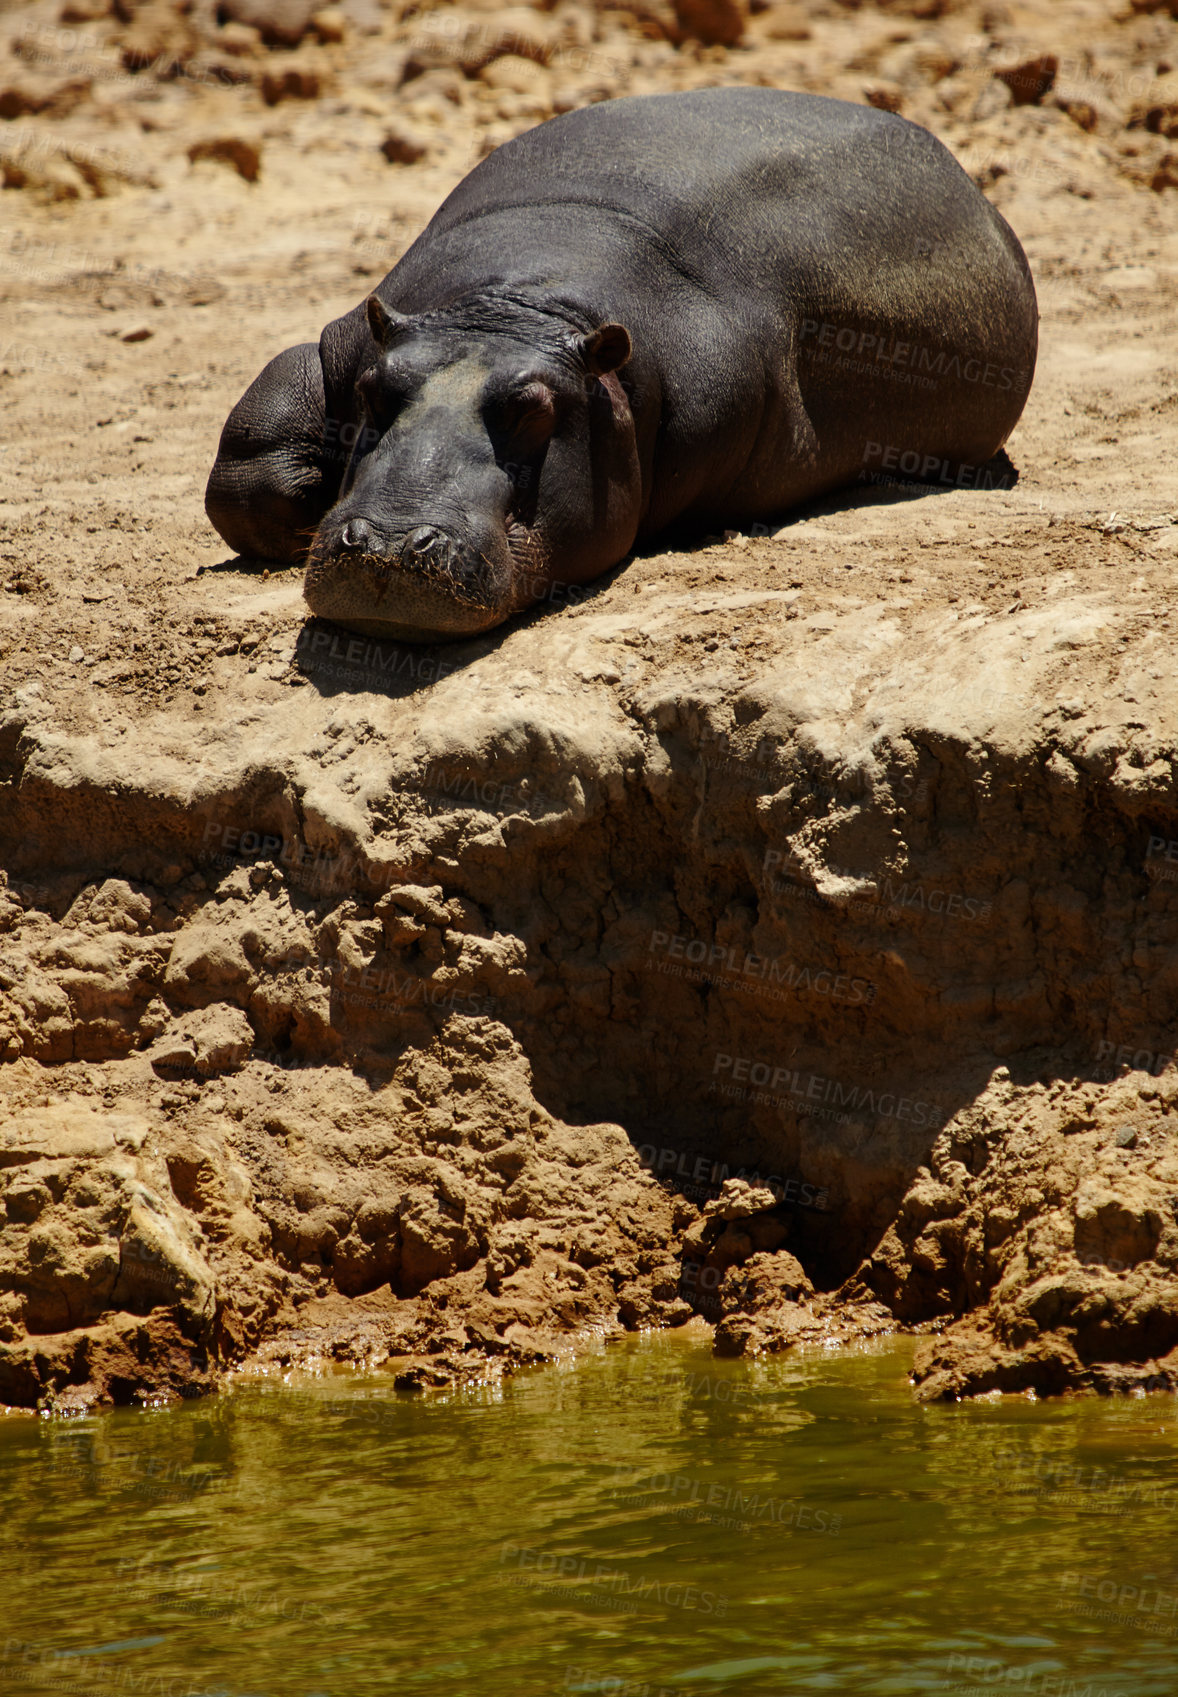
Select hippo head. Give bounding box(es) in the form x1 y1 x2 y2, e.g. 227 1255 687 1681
303 290 640 643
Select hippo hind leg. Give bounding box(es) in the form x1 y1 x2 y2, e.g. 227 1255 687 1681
205 342 335 563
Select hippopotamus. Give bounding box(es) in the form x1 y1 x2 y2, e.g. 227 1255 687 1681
205 87 1037 643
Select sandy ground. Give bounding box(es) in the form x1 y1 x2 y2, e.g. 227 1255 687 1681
1 0 1177 698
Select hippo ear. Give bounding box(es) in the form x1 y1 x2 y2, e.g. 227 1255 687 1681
366 294 411 350
577 322 632 377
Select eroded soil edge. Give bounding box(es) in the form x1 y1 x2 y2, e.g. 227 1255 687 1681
4 591 1178 1407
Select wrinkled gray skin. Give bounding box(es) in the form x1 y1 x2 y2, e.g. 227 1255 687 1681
205 87 1038 644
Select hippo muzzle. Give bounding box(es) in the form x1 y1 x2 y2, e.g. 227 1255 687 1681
303 506 519 642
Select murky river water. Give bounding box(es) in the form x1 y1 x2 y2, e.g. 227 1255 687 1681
2 1334 1176 1696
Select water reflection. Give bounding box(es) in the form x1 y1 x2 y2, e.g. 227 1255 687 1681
0 1335 1175 1695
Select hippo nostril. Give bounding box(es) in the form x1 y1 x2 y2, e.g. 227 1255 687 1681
340 519 372 552
404 525 445 559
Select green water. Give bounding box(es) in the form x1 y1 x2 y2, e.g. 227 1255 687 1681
2 1335 1177 1697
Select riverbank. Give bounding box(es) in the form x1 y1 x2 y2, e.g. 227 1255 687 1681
2 0 1178 1408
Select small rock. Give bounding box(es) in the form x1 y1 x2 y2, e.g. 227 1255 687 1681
150 1034 198 1074
703 1178 779 1221
119 0 201 73
68 645 84 663
151 1006 254 1077
1054 95 1100 133
673 0 746 46
381 127 427 165
713 1225 754 1268
480 54 552 100
0 77 62 120
994 54 1058 107
864 82 904 114
1115 1125 1138 1149
914 45 958 80
0 144 83 201
311 6 345 41
120 325 153 343
216 20 265 55
1129 72 1178 138
713 1314 761 1357
980 2 1013 26
188 137 261 183
219 0 316 47
402 6 557 78
260 65 321 105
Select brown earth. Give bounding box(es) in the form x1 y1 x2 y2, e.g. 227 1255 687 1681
2 0 1178 1410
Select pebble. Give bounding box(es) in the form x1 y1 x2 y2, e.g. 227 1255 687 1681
994 54 1058 106
381 127 427 165
261 66 321 105
187 136 262 183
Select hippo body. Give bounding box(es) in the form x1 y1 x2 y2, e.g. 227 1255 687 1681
205 87 1037 642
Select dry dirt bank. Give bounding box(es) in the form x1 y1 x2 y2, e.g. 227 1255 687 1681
1 0 1178 1408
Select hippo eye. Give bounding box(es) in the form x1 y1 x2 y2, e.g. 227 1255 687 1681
502 381 556 448
507 380 554 418
355 366 404 427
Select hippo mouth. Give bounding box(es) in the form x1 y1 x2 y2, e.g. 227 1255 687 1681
303 519 539 643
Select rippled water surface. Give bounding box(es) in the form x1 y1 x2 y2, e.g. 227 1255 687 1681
3 1334 1178 1695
